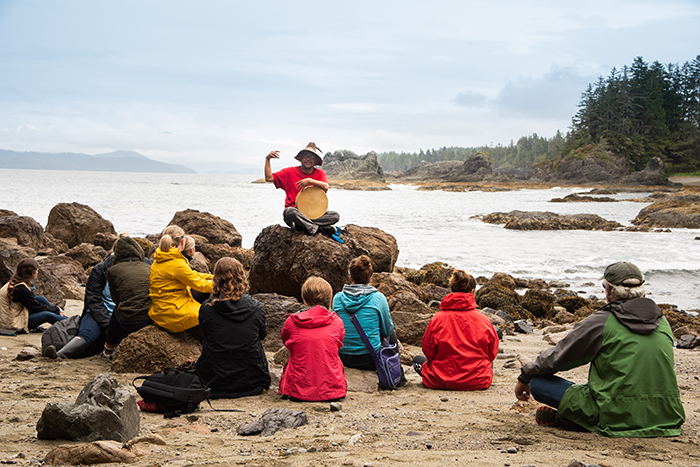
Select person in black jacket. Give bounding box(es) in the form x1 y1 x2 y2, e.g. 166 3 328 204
101 236 152 357
194 257 271 399
44 251 115 358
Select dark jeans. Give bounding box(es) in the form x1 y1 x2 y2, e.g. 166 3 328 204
105 309 152 347
283 207 339 235
28 295 66 328
76 311 104 346
530 375 575 409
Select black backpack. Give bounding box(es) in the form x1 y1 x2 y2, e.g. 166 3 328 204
133 368 211 417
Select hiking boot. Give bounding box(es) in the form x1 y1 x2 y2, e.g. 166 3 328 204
535 405 579 428
43 345 59 359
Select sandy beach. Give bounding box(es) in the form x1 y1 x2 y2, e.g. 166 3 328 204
0 300 698 467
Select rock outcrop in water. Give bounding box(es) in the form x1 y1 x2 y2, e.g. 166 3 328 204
479 210 623 231
632 193 700 228
322 150 386 182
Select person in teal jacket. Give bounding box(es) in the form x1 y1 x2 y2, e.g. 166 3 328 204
515 262 685 437
333 255 398 371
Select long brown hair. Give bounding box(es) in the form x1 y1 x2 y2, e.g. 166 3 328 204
7 258 39 295
211 258 248 302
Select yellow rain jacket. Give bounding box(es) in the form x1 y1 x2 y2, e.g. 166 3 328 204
148 247 213 333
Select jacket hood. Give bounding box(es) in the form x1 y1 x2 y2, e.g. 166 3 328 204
113 237 145 264
607 297 662 335
335 284 377 313
290 305 336 329
208 292 262 323
439 292 477 312
153 247 184 264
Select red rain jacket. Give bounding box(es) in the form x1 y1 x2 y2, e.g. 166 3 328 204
279 305 347 401
421 292 499 390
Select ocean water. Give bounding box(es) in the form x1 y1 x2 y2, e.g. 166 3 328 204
2 169 700 310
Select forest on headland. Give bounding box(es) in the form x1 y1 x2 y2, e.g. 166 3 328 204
377 56 700 175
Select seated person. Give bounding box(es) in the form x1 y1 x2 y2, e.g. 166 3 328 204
515 262 685 437
0 258 66 333
195 258 271 398
279 276 346 402
412 270 499 390
333 255 400 370
264 142 342 241
148 225 213 339
45 243 118 359
101 236 153 358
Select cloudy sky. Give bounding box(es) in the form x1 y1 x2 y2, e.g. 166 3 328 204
1 1 698 173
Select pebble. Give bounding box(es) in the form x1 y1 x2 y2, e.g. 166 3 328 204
330 402 343 412
331 442 338 446
440 396 449 402
342 460 354 466
348 434 362 446
406 431 421 436
372 413 384 418
240 452 250 456
506 447 517 453
307 446 317 453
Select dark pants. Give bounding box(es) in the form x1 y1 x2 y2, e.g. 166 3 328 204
530 375 575 409
105 309 152 347
76 311 104 346
28 295 66 329
283 207 339 235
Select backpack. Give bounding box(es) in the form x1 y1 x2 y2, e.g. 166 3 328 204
41 315 80 353
133 368 211 417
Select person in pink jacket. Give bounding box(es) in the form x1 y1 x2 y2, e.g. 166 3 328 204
279 276 346 401
413 270 499 390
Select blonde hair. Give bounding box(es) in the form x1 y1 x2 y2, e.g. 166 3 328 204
301 276 333 309
449 270 476 293
183 235 196 253
159 225 185 251
211 258 248 302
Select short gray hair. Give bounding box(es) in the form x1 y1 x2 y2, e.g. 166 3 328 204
604 279 646 302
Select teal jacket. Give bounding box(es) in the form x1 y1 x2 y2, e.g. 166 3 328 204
332 284 394 355
520 297 685 437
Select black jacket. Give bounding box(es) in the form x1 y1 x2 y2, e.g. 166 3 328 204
194 292 271 398
82 254 114 331
107 237 151 322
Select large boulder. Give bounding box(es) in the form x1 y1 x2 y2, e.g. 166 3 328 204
254 293 306 352
198 243 254 270
368 272 421 298
474 283 530 320
534 151 628 183
481 210 623 231
322 150 386 182
521 289 556 318
390 311 432 346
168 209 242 247
38 256 88 301
46 203 117 248
403 262 454 288
343 224 399 273
110 325 202 374
248 225 364 301
446 153 492 182
36 374 139 442
65 243 107 269
0 249 29 285
632 193 700 228
0 215 46 249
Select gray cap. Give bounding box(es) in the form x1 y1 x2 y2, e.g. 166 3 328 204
604 262 644 286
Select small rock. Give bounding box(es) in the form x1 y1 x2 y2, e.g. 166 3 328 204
330 402 343 412
406 431 421 436
565 461 586 467
348 434 362 446
506 447 517 453
16 347 41 361
307 446 317 452
440 396 449 402
513 320 533 334
342 460 354 466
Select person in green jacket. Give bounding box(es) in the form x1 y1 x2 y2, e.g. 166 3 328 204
514 261 685 437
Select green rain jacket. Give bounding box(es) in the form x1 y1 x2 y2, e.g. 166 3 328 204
519 297 685 437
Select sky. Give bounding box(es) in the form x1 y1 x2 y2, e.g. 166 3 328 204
0 1 699 173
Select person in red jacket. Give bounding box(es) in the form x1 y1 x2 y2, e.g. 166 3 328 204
279 276 346 401
412 270 499 390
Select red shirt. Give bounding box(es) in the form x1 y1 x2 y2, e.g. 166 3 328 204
279 305 347 401
421 293 499 391
273 166 329 208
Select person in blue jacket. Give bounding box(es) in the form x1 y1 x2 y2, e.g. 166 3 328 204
332 255 400 372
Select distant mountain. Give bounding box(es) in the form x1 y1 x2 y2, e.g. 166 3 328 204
0 149 196 173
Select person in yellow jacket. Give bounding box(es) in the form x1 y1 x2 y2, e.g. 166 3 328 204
148 225 213 336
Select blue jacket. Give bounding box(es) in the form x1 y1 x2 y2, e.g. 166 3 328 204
333 284 394 355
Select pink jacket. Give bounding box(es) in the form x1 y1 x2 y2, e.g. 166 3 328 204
279 305 347 401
